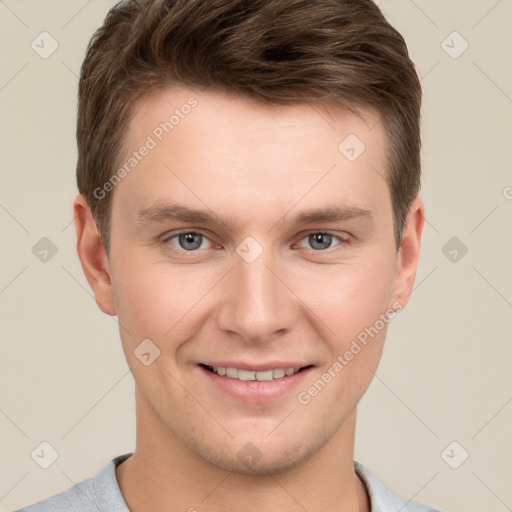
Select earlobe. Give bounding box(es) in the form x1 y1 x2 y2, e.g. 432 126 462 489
73 194 117 316
391 197 425 309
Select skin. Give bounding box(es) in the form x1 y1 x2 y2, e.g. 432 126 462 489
74 85 424 512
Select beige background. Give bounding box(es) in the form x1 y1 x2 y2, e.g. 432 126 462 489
1 1 511 511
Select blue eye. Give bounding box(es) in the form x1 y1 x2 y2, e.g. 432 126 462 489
165 231 211 251
298 232 345 251
162 230 347 254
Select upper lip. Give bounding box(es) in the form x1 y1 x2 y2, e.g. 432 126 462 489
200 361 313 371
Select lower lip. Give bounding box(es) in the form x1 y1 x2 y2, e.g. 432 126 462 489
199 365 313 402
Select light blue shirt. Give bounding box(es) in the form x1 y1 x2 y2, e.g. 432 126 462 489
15 453 446 511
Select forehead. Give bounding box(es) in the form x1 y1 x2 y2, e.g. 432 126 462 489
113 86 390 231
126 86 383 148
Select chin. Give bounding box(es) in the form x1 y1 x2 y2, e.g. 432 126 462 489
192 435 321 476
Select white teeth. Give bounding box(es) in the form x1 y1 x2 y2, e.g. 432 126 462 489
226 367 238 378
207 366 301 381
272 368 286 379
237 369 256 381
256 370 274 381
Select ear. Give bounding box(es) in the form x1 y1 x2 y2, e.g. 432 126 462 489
391 196 425 309
73 194 117 316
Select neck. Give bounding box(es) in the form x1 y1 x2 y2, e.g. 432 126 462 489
116 387 370 512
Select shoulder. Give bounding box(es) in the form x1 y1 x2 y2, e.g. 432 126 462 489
354 460 448 512
13 453 132 512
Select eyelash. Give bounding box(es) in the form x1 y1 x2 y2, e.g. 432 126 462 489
161 230 350 254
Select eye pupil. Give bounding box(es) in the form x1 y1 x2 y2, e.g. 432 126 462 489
169 231 341 253
179 232 202 250
309 233 332 250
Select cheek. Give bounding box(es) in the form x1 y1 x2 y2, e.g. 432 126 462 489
292 254 395 404
295 255 396 339
113 253 181 323
111 256 220 357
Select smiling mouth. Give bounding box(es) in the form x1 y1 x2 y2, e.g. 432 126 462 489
199 364 313 382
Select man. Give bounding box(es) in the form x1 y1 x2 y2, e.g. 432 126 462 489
17 0 446 510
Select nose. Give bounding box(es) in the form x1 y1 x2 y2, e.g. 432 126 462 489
215 243 298 344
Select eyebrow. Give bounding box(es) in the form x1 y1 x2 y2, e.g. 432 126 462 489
135 202 373 231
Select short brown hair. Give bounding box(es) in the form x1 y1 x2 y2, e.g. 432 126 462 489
77 0 422 256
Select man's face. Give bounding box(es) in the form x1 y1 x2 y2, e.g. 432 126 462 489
98 86 418 474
